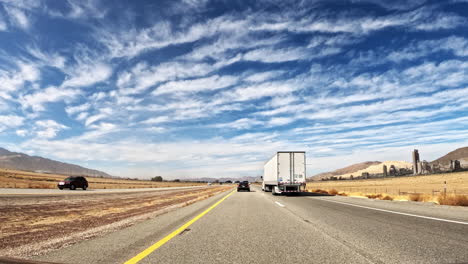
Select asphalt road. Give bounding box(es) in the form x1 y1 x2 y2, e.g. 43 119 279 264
31 185 468 264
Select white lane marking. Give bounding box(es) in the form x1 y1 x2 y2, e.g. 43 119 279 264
313 198 468 225
275 201 285 207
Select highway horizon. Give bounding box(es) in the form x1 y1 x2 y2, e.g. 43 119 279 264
22 185 468 264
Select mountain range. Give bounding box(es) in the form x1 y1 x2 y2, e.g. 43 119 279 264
430 147 468 165
184 176 261 183
0 147 111 177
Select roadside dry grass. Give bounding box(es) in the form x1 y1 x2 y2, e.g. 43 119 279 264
307 172 468 206
308 171 468 196
438 194 468 206
308 187 468 206
0 186 232 257
0 168 203 189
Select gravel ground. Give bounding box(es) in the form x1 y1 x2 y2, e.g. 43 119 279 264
0 186 206 196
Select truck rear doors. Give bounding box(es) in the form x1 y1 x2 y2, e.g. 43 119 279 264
277 152 305 184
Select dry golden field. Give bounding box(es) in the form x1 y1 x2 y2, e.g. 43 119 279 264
0 168 204 189
0 186 232 257
308 171 468 196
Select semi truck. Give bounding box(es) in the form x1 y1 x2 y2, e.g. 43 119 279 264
263 151 306 195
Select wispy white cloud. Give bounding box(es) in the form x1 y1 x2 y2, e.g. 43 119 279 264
65 103 91 116
220 80 298 103
153 75 238 95
141 116 169 125
117 61 214 95
350 0 427 10
0 115 24 131
4 5 29 29
84 114 107 127
251 6 465 34
387 36 468 63
243 47 309 63
0 15 7 31
83 107 113 127
35 120 68 139
245 71 285 83
96 14 248 59
21 86 81 111
15 129 27 137
43 0 107 20
0 62 40 99
214 118 263 130
25 45 66 69
62 62 112 88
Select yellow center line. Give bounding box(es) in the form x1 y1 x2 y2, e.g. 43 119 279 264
124 189 236 264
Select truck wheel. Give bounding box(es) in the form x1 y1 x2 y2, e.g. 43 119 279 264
83 185 87 190
70 184 76 190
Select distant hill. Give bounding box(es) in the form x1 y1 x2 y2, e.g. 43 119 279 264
431 147 468 166
0 147 111 177
310 161 381 181
338 161 412 179
185 176 260 183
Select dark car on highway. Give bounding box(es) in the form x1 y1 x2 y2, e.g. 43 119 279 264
58 176 88 190
237 181 250 192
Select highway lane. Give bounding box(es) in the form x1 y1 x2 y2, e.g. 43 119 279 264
32 185 468 264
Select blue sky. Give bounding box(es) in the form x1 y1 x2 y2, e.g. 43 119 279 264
0 0 468 179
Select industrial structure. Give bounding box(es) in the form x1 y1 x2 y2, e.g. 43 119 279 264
412 149 420 175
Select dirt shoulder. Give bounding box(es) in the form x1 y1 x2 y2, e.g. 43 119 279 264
0 186 232 258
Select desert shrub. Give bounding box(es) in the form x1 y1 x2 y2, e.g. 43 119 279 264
438 194 468 206
381 195 393 201
337 192 348 196
311 189 328 194
366 194 382 199
151 176 163 182
328 189 338 195
409 193 423 202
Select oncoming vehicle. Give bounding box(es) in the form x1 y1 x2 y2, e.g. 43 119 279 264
237 181 250 192
58 176 88 190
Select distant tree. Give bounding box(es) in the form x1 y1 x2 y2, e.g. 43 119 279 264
151 176 163 182
214 179 219 183
173 179 180 182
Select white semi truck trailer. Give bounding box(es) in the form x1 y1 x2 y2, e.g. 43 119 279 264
263 151 306 195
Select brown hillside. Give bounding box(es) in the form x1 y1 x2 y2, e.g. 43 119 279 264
0 147 110 178
310 161 381 180
431 147 468 165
